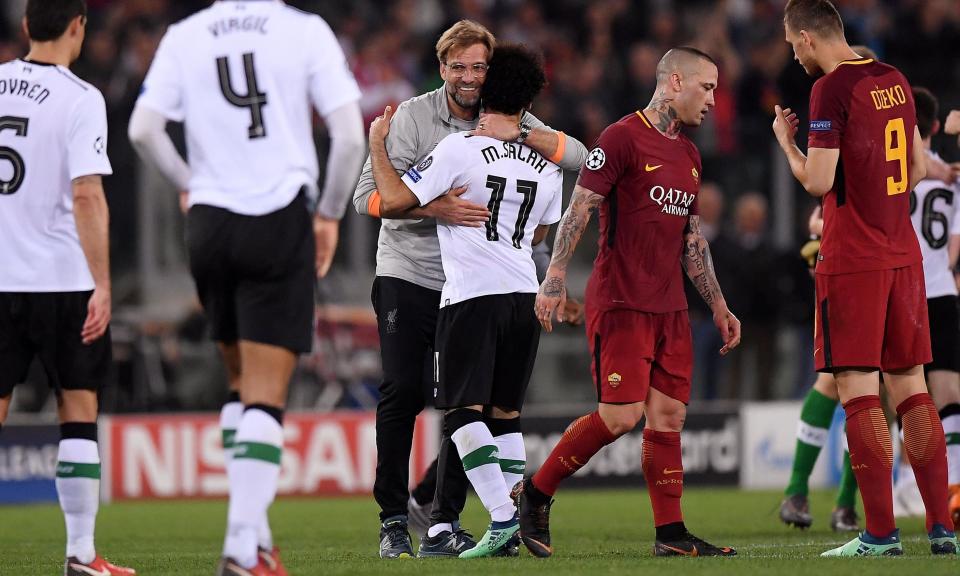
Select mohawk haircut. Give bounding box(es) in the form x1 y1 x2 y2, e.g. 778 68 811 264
784 0 844 39
480 43 547 116
655 47 717 83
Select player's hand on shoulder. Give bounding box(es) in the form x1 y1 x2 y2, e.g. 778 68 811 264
536 271 567 333
313 214 339 278
423 186 490 227
82 286 111 345
925 153 955 183
772 105 799 144
713 307 741 356
944 110 960 136
470 112 521 141
369 105 394 144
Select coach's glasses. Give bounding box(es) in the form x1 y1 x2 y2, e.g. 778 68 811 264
444 62 489 78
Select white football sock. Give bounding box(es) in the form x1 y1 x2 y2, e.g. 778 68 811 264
451 422 515 523
220 400 273 550
223 409 283 568
942 412 960 485
493 431 525 490
56 439 100 564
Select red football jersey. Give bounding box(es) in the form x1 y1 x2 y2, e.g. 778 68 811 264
808 58 922 275
579 111 702 314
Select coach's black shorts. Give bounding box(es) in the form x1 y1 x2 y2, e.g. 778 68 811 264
927 295 960 373
0 291 111 397
434 293 539 412
186 191 315 353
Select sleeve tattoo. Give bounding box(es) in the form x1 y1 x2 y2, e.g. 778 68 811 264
682 215 725 308
549 186 604 273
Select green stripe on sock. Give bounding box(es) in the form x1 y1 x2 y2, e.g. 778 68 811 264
499 459 525 474
945 432 960 445
233 441 281 465
222 429 236 449
462 445 499 471
835 450 859 508
56 461 101 479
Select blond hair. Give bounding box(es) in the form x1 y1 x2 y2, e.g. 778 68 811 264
435 19 496 64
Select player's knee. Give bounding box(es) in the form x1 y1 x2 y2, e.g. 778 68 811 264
602 412 642 437
648 404 686 432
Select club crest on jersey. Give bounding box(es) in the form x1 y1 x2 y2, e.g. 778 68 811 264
691 167 699 180
417 156 433 172
586 147 606 170
607 372 622 388
809 120 832 131
649 185 696 217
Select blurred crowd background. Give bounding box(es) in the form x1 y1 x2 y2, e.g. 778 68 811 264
1 0 959 416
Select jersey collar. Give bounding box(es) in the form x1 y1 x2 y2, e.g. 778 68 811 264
836 57 874 68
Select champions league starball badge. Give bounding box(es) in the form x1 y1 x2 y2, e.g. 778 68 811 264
586 147 606 170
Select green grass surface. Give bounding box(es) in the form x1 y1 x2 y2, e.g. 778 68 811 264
0 488 955 574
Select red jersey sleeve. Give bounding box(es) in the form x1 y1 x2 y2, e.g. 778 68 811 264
577 122 632 197
808 76 847 150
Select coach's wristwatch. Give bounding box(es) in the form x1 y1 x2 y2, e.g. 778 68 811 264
516 122 532 144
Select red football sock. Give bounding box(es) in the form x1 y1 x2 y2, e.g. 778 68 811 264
531 411 617 496
898 393 953 532
843 395 896 538
642 429 684 527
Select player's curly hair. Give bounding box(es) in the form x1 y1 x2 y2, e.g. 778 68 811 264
480 43 547 116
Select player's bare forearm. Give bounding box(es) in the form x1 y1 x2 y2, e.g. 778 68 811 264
369 137 419 214
547 185 603 275
909 124 927 191
72 175 111 291
948 235 960 270
780 143 818 197
682 215 726 311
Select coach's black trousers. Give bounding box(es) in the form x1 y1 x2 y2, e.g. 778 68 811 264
372 276 468 523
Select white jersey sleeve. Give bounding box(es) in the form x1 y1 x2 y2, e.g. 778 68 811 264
952 184 960 236
539 174 562 225
307 16 361 117
137 31 184 121
401 134 465 207
68 88 112 179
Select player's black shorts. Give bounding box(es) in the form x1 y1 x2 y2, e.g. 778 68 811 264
927 295 960 373
186 190 315 353
0 291 111 398
434 293 539 412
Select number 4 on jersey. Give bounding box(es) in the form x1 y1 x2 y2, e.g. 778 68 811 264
217 53 268 140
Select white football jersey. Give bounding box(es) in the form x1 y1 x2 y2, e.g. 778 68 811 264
910 152 960 298
402 133 563 307
136 0 360 215
0 59 112 291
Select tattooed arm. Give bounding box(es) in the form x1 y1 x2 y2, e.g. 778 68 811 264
682 215 741 355
535 185 604 332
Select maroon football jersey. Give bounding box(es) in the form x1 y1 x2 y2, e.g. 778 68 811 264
579 111 702 314
808 58 922 275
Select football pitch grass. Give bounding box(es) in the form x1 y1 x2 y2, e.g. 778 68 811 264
2 488 956 575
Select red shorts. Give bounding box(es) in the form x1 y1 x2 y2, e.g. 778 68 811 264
586 308 693 404
814 262 932 372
